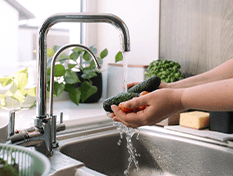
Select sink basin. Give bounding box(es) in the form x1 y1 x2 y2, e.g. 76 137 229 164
59 126 233 176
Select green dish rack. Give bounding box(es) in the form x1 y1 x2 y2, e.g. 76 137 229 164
0 144 51 176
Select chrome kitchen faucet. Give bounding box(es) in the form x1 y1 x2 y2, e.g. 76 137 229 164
37 13 130 118
7 13 130 157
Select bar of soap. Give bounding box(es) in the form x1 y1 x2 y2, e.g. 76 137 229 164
180 111 210 130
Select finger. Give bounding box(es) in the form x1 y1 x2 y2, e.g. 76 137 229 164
158 81 167 89
111 105 126 117
114 108 146 126
113 115 141 128
111 105 140 126
111 104 140 123
111 102 151 128
109 113 115 118
122 82 141 90
124 95 149 110
124 110 145 123
127 82 140 89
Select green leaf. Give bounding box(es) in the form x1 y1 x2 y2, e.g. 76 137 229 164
9 82 17 95
54 64 66 77
64 84 75 92
115 51 123 63
13 67 28 90
5 90 13 97
68 87 81 106
89 45 97 54
97 57 103 65
64 70 80 84
12 89 27 103
47 67 51 76
68 64 77 69
53 82 65 97
27 87 36 97
57 56 69 64
47 75 51 83
70 52 80 61
72 47 84 53
80 81 97 102
100 48 108 59
48 64 66 77
89 57 102 70
81 68 97 79
53 45 61 52
83 51 91 61
14 72 28 90
47 48 55 57
0 77 12 87
89 60 96 70
0 67 38 109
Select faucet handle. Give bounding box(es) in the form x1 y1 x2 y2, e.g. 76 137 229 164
60 112 63 124
51 112 66 148
8 110 15 138
57 112 66 132
51 115 59 148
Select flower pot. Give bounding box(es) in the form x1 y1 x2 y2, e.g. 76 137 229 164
75 71 102 103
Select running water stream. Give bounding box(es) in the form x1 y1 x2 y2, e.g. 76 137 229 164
113 52 140 175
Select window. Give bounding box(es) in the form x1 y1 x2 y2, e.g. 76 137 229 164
0 0 81 86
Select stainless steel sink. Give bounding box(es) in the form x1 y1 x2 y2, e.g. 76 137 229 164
58 125 233 176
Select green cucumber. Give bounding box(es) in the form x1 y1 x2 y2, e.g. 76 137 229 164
103 92 139 112
103 76 161 112
127 76 161 93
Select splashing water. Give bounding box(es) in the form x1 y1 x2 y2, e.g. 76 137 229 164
113 122 140 175
113 52 140 175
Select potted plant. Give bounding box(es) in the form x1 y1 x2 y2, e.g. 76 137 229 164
0 67 36 111
47 45 123 105
145 59 185 83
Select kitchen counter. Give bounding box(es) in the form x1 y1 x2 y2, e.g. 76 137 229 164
0 99 108 130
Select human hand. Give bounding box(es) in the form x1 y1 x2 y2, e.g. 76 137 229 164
122 82 141 90
110 89 184 128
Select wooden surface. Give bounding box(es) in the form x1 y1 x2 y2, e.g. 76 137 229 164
160 0 233 76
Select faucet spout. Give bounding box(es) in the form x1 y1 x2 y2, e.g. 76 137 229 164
36 13 130 118
49 43 99 117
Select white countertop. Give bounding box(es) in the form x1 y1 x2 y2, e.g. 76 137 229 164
0 99 108 130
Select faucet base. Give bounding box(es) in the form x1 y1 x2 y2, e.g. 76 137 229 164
52 140 59 148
